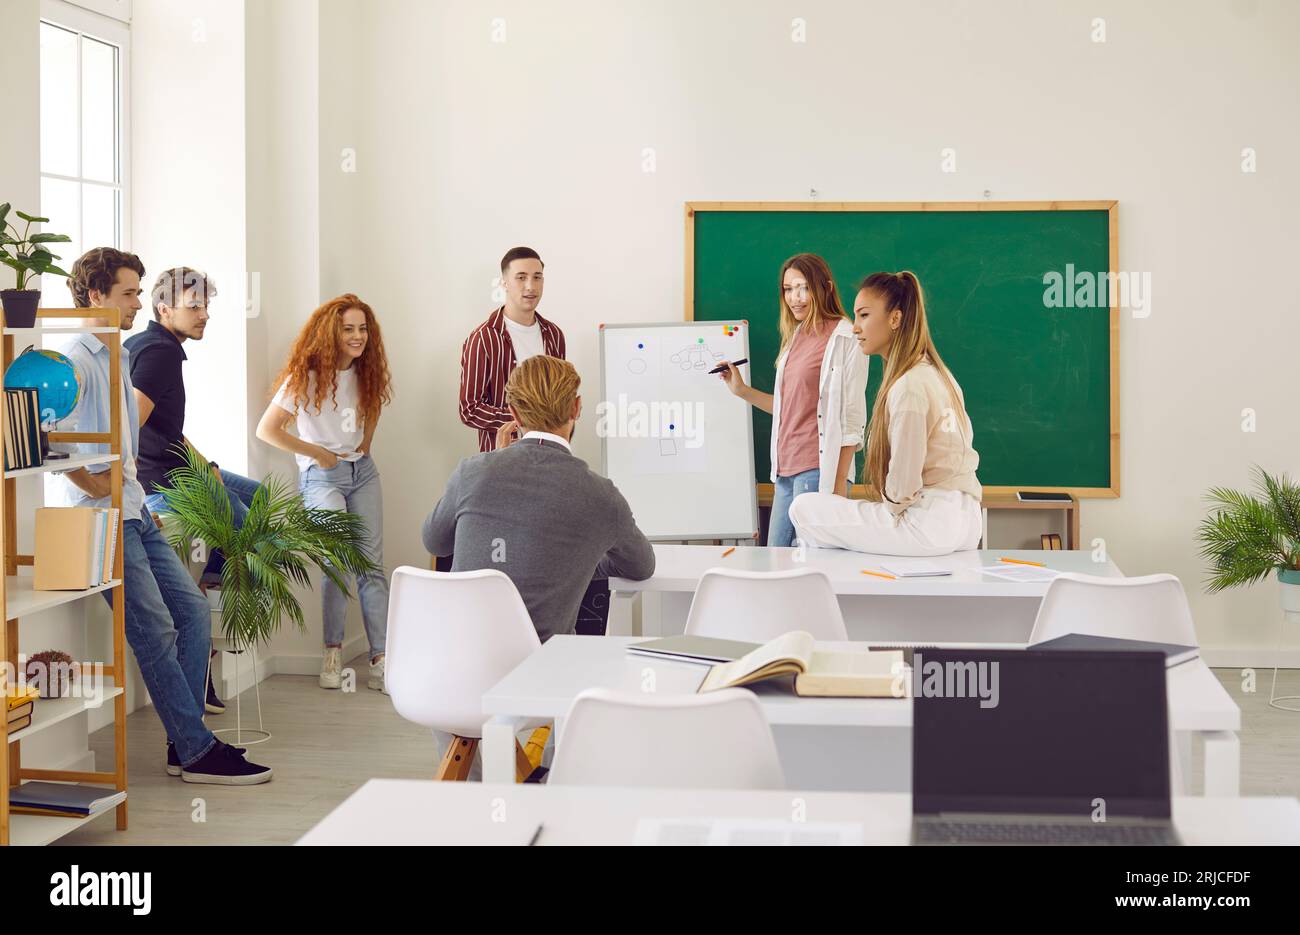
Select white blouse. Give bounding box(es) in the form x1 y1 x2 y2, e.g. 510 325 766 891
879 359 982 514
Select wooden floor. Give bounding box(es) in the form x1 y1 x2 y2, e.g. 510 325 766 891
55 661 1300 845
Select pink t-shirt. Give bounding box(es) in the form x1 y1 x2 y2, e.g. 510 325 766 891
776 324 831 477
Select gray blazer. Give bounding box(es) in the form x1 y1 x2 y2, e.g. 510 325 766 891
423 437 656 642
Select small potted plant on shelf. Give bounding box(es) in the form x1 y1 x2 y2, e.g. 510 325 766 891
0 203 72 328
25 649 78 698
1197 466 1300 609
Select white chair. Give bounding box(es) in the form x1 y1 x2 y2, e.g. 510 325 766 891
684 567 848 641
386 566 542 781
548 687 785 789
1028 572 1198 646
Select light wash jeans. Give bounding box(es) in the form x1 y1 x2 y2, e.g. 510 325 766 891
299 455 388 658
146 469 261 581
769 468 822 547
109 507 217 766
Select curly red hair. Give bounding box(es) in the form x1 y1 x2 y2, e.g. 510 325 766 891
271 294 393 424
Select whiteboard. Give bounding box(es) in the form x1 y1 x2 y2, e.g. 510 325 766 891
598 321 757 541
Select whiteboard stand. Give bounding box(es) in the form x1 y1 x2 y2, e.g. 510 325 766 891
599 321 759 542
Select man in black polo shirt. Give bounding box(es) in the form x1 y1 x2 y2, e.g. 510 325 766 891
126 267 262 714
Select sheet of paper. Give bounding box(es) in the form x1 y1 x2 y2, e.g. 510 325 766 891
633 818 864 846
879 560 953 577
978 563 1063 583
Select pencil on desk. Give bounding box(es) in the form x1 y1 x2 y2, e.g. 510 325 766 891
721 547 736 558
999 557 1046 567
861 569 897 580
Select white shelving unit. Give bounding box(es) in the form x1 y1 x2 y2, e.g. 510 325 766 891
2 307 128 846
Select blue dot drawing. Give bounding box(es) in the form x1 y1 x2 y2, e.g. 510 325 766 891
669 423 675 431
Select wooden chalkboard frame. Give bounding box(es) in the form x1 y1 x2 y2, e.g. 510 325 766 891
684 200 1120 501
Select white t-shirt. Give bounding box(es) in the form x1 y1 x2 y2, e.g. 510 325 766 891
272 368 366 473
504 316 545 363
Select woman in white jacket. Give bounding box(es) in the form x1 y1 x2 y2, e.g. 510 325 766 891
790 270 983 556
719 253 869 547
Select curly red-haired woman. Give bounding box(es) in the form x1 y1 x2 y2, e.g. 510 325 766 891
256 294 394 692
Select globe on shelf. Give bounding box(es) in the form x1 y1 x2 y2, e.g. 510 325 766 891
4 347 81 425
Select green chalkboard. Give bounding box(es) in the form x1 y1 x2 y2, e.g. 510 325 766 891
688 204 1117 496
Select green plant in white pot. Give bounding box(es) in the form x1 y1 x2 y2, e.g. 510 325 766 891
1197 466 1300 712
154 444 378 648
1197 466 1300 603
0 203 72 328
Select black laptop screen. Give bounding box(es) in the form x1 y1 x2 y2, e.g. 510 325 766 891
912 649 1171 818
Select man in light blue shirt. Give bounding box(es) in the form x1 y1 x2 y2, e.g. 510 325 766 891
53 247 270 785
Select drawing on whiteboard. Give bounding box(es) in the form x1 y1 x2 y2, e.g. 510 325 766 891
670 343 725 371
659 438 677 457
627 358 647 375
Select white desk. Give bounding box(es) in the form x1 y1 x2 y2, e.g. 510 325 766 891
298 780 1300 846
480 635 1242 796
608 546 1123 642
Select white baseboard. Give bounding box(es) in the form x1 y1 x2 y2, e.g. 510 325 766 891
1201 647 1300 669
214 632 371 696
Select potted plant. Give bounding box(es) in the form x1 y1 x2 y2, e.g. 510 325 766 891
25 649 77 698
154 444 378 648
0 203 72 328
1197 466 1300 604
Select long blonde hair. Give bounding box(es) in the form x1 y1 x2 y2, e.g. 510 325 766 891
861 271 964 496
776 253 847 357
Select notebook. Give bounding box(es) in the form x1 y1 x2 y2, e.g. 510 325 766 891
626 635 759 665
1030 633 1199 667
9 781 126 816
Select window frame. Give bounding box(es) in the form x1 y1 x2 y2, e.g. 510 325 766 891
38 0 132 282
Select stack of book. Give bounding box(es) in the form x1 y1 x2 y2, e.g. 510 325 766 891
5 683 39 734
8 781 126 819
33 507 120 591
2 387 43 471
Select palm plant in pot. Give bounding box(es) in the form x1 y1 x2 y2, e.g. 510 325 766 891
1197 466 1300 711
155 444 378 649
0 204 72 328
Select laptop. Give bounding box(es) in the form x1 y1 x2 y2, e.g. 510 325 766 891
911 648 1181 846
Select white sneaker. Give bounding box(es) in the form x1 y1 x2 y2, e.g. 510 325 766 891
368 655 387 694
319 646 342 689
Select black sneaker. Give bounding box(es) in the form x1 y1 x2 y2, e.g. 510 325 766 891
205 668 226 715
181 741 272 785
168 740 248 778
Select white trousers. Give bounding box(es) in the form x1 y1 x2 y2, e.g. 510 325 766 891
789 488 983 557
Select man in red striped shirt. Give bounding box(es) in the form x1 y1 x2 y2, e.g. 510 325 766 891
459 246 566 452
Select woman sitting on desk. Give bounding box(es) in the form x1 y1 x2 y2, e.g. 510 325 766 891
790 270 982 556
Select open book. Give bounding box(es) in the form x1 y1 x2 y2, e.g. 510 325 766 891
697 631 906 698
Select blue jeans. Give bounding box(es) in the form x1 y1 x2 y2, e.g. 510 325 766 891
770 468 822 547
146 469 261 580
108 508 217 767
299 455 389 658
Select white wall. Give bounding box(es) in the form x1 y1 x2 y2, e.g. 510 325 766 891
131 0 248 474
282 0 1298 660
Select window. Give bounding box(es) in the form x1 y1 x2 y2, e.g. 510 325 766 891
38 1 130 308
